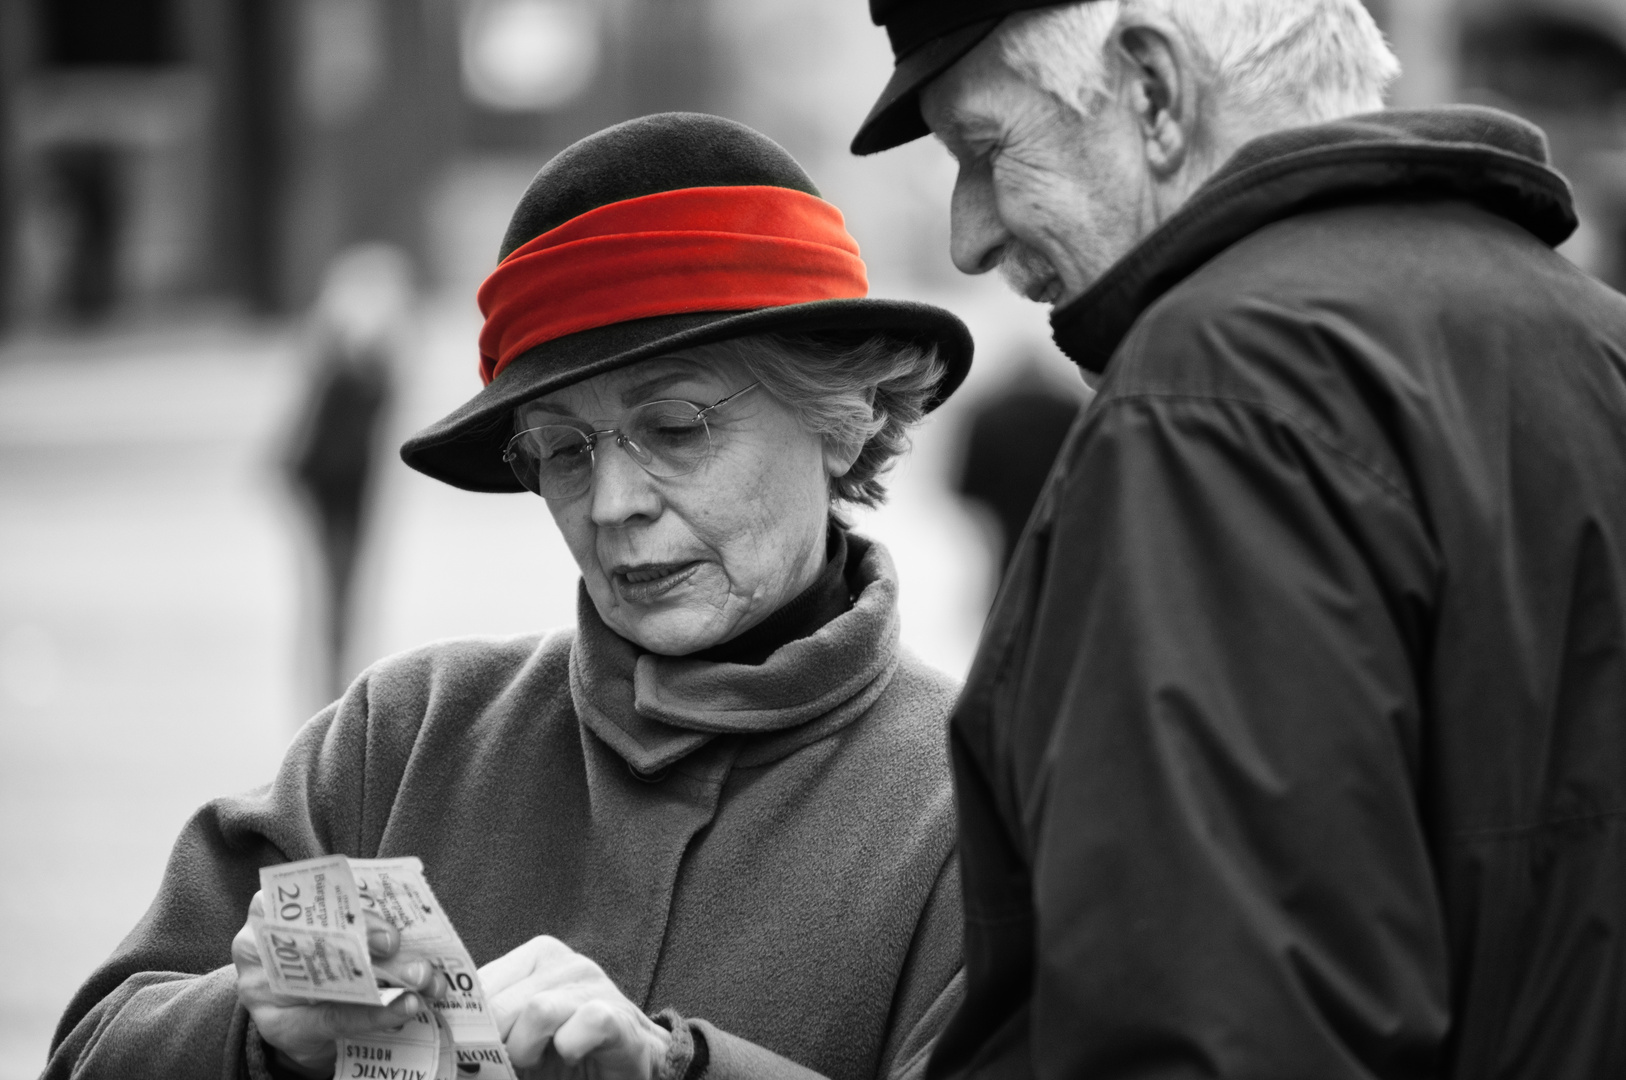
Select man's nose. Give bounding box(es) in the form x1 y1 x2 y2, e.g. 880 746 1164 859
949 165 1009 276
588 438 662 526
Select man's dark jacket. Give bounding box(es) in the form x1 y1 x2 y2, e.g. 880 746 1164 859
931 106 1626 1079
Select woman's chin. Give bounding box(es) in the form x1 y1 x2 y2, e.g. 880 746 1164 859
597 565 737 654
616 614 727 657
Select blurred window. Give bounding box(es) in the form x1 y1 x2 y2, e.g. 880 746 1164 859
1461 12 1626 288
1462 13 1626 112
298 0 385 127
39 0 181 67
460 0 601 111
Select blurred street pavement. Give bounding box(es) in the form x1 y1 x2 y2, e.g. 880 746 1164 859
0 323 304 1077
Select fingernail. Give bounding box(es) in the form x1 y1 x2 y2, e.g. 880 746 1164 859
368 928 392 952
404 960 429 984
399 994 420 1013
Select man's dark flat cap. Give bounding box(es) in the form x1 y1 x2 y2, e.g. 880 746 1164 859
403 112 973 492
852 0 1088 155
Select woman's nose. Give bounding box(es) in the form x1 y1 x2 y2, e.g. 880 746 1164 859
949 164 1010 276
588 437 662 526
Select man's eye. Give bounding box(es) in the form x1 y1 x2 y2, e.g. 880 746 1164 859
960 140 999 170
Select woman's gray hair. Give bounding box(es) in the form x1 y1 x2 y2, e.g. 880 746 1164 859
687 331 946 508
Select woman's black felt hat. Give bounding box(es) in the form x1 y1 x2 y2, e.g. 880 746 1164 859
401 112 973 493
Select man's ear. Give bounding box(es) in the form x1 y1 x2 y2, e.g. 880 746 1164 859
1115 22 1191 178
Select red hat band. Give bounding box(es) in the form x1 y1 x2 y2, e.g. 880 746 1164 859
476 185 871 385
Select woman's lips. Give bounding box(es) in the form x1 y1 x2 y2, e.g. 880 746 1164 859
613 561 701 602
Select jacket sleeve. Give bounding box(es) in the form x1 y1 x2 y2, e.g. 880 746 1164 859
43 678 391 1080
965 390 1452 1078
692 850 964 1080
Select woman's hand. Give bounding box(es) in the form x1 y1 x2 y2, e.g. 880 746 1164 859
481 936 672 1080
232 891 441 1079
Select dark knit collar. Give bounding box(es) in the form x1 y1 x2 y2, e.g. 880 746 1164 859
568 533 900 775
1051 105 1577 374
691 523 851 666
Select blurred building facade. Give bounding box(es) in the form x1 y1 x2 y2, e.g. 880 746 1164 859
1370 0 1626 288
0 0 1622 321
0 0 722 330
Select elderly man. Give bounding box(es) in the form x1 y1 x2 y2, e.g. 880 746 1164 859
853 2 1626 1077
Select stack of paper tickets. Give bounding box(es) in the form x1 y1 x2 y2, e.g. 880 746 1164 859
256 854 517 1079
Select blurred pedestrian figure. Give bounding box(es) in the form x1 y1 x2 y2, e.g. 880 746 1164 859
47 144 121 320
283 243 413 699
954 353 1083 571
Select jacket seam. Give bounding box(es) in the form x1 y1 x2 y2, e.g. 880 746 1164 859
1449 805 1626 842
1094 390 1420 514
356 676 374 856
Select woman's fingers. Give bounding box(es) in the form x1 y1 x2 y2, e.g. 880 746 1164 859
235 890 435 998
550 999 627 1064
488 968 613 1039
231 920 264 970
372 955 442 995
503 990 582 1068
244 980 426 1073
503 995 669 1080
480 938 662 1076
235 882 439 1074
553 1001 670 1080
479 935 579 998
363 908 399 960
312 992 426 1039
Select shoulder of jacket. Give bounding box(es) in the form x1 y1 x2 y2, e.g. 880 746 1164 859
364 628 565 681
349 629 574 728
893 650 962 704
1131 197 1552 343
870 651 962 739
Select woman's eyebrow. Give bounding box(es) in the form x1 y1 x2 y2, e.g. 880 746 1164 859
523 367 712 419
618 368 708 405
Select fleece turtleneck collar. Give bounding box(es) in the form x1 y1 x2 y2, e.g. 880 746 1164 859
691 522 852 666
1051 104 1577 373
567 532 901 777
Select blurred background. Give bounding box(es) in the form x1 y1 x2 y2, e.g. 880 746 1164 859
2 0 1625 1073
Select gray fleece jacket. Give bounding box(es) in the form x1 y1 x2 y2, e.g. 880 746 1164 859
44 535 963 1080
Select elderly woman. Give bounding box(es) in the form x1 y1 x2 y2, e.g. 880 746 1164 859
45 114 972 1080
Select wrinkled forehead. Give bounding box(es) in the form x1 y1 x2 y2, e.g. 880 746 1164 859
919 40 1045 149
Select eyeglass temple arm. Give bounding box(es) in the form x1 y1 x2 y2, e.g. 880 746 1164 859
696 381 760 420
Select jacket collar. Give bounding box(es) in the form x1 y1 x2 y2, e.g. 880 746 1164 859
1051 105 1578 373
568 533 902 776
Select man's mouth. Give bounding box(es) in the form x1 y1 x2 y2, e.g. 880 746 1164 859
998 244 1063 306
1027 278 1064 305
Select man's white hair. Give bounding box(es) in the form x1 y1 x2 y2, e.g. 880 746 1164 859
996 0 1400 128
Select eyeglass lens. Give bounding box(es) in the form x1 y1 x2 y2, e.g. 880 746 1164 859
505 399 713 498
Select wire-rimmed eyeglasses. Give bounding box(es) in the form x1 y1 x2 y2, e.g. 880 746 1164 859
503 383 760 499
